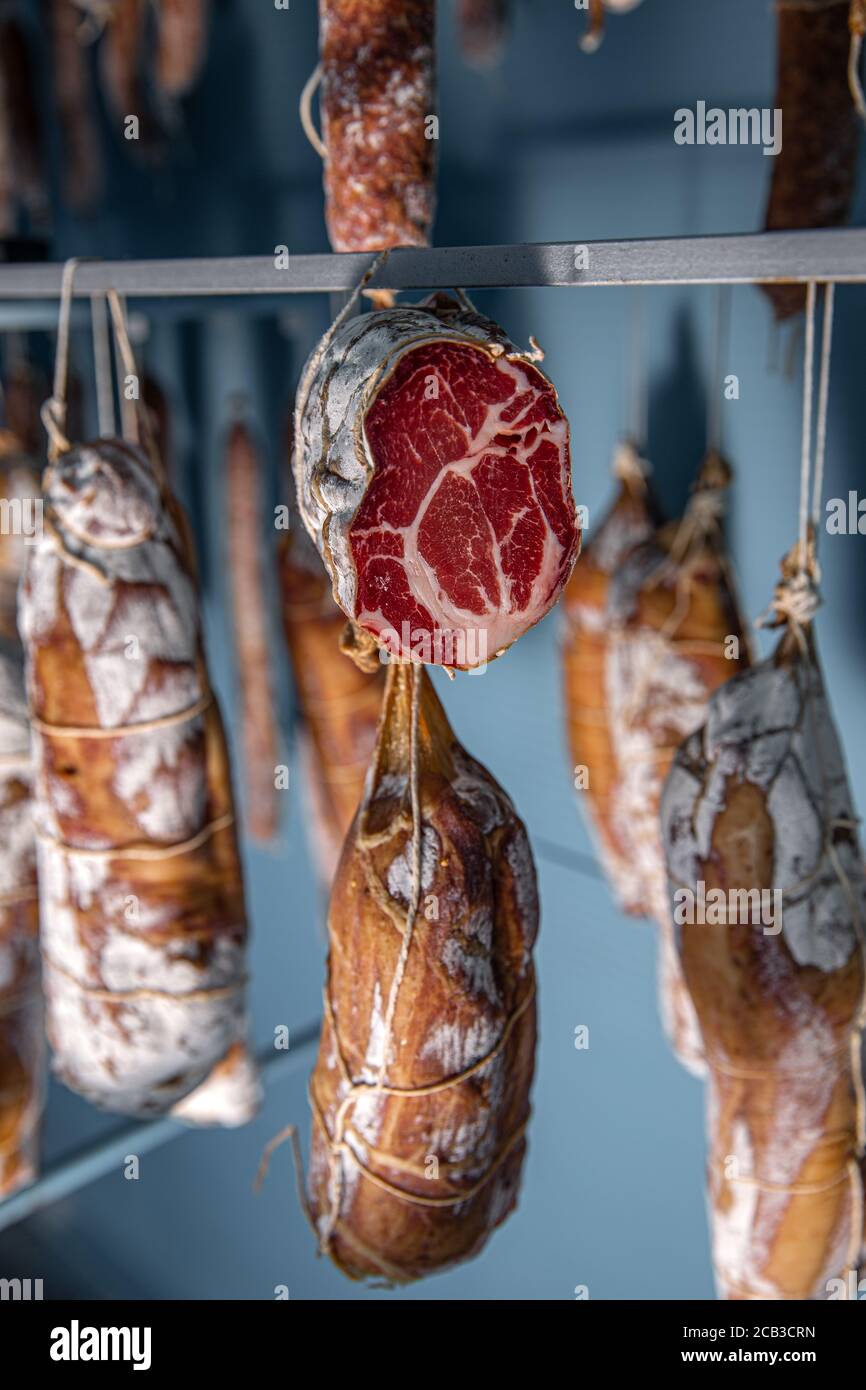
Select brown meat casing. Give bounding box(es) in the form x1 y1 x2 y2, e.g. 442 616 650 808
561 445 659 911
307 662 538 1282
20 438 251 1116
763 0 860 319
155 0 210 98
455 0 510 69
564 452 750 1073
319 0 436 251
0 441 42 1195
226 420 279 843
662 626 866 1299
48 0 104 211
278 528 384 881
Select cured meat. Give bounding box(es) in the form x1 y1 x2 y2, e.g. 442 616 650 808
295 294 578 670
563 450 750 1075
561 441 659 910
0 434 42 1197
0 642 42 1197
763 0 860 319
278 525 384 882
455 0 510 70
171 1039 261 1127
307 662 538 1282
661 559 866 1300
0 17 48 232
99 0 164 159
319 0 436 251
0 436 39 642
19 436 254 1116
225 419 279 843
48 0 104 212
155 0 210 98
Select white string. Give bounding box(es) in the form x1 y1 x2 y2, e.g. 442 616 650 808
707 284 731 455
628 287 647 449
812 282 835 536
109 291 139 446
91 293 115 439
798 281 817 574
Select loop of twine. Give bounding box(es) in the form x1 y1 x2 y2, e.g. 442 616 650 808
299 63 327 161
759 281 834 639
42 257 85 462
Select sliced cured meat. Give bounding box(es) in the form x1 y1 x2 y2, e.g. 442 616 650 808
295 295 578 668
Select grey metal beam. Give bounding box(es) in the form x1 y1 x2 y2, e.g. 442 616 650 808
0 230 864 301
0 1019 322 1236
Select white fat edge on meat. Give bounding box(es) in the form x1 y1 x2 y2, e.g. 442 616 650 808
353 355 570 662
295 305 526 621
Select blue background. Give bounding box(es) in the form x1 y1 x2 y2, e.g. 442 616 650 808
1 0 865 1300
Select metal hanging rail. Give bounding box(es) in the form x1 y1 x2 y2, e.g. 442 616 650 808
0 229 865 299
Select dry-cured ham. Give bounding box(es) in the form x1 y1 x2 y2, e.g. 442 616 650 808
294 294 578 669
661 545 866 1299
318 0 436 252
455 0 509 70
307 662 538 1282
155 0 210 99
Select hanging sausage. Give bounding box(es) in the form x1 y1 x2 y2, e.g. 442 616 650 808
763 0 861 319
317 0 436 251
20 291 256 1116
225 417 280 844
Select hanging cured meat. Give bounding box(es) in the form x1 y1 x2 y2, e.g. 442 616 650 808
562 450 750 1074
0 16 48 234
19 436 254 1117
225 418 279 844
561 440 659 907
0 430 42 1197
155 0 210 99
294 294 578 670
661 544 866 1300
307 662 538 1282
455 0 510 70
278 525 384 882
0 644 41 1197
98 0 164 159
763 0 861 320
49 0 104 213
318 0 436 251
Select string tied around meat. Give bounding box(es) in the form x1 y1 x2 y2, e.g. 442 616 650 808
756 281 834 646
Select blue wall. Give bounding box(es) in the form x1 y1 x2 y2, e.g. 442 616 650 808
2 0 865 1300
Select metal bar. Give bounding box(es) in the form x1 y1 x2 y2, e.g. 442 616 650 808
0 230 864 301
0 1019 322 1236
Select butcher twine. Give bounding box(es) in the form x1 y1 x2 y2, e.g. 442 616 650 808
34 262 241 1010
